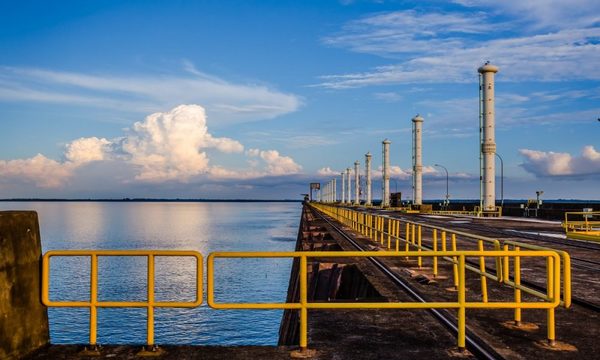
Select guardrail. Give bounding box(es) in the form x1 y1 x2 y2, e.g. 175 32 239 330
207 250 561 352
311 203 571 311
42 250 203 354
563 211 600 242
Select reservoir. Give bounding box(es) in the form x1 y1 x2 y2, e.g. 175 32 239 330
0 201 300 345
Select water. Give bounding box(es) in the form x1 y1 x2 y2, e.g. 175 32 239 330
0 201 301 345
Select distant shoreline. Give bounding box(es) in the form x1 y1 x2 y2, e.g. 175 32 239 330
0 198 597 203
0 198 303 203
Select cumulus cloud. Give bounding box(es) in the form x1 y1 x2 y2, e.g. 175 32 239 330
65 137 111 164
0 104 303 189
317 167 341 176
122 104 243 181
519 145 600 177
0 154 74 188
247 148 302 176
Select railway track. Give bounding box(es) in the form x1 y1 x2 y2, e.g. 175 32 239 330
311 207 504 360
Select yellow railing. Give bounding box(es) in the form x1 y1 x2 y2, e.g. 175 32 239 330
207 250 561 351
42 250 203 349
563 211 600 241
311 203 571 310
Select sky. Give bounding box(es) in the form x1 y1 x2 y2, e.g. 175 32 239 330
0 0 598 200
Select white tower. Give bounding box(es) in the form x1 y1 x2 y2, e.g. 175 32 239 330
478 62 499 212
354 161 360 205
341 172 346 204
412 114 424 206
382 139 391 207
346 168 352 204
365 152 372 206
333 178 336 202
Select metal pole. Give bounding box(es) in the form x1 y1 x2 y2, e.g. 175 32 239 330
382 139 391 207
354 161 360 206
365 152 372 206
434 164 449 207
495 153 504 207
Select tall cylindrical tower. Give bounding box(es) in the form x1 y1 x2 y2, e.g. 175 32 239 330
354 161 360 205
341 172 346 204
333 178 336 202
346 168 352 203
412 114 424 205
382 139 391 207
478 62 498 212
365 152 372 206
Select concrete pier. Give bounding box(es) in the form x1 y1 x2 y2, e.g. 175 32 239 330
0 211 49 360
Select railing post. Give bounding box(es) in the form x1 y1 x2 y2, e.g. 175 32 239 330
514 246 521 326
417 225 422 268
433 230 438 277
503 244 509 284
300 255 308 350
451 234 459 289
547 255 556 346
148 254 155 346
458 255 466 351
388 219 392 249
478 240 488 303
90 254 98 347
395 220 400 252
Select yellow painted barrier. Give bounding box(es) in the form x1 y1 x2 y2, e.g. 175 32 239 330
207 250 561 351
563 211 600 242
311 204 571 310
42 250 203 347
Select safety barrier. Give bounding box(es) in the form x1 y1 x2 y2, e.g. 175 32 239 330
207 250 561 351
563 211 600 242
42 250 203 352
311 203 571 310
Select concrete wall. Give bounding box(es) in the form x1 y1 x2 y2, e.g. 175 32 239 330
0 211 49 359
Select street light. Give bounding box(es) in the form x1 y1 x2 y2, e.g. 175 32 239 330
495 153 504 207
434 164 449 209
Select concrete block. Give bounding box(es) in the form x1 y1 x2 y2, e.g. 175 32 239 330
0 211 49 360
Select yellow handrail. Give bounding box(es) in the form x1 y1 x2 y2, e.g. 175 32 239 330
42 250 203 347
311 203 571 309
207 250 561 351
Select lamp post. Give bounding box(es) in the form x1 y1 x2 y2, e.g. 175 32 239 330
495 153 504 207
434 164 449 209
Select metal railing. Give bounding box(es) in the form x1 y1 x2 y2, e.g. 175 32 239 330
563 211 600 241
311 203 571 310
207 250 561 351
42 250 203 349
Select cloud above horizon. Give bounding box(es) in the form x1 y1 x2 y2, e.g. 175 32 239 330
519 145 600 177
0 63 302 124
318 2 600 88
0 105 303 189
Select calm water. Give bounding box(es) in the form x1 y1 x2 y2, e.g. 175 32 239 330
0 201 301 345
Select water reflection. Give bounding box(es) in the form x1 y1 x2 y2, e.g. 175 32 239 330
0 201 301 345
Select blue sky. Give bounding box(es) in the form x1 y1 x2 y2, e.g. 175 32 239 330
0 0 598 199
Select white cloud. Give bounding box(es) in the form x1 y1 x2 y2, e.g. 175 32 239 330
318 9 600 88
258 150 302 176
65 137 111 164
0 104 303 188
452 0 600 29
519 145 600 176
0 64 302 124
373 92 403 102
0 154 74 188
121 105 244 181
317 167 341 176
